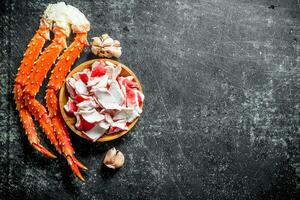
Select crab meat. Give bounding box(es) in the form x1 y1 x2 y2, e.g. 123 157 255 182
107 120 128 134
66 77 77 98
113 106 140 123
75 114 96 131
105 61 115 67
76 99 98 110
65 59 144 140
135 90 145 107
109 80 125 105
84 120 110 141
64 97 78 115
73 69 91 82
89 74 108 89
91 61 106 77
93 87 122 110
79 109 104 123
119 76 138 88
73 94 93 103
126 85 139 108
117 76 138 98
105 64 121 80
74 79 88 95
78 73 89 84
105 113 114 125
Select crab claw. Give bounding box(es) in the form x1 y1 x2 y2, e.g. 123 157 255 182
32 143 56 159
52 115 88 180
67 156 85 181
19 108 56 159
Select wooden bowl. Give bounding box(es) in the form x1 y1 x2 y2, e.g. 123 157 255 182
59 59 143 142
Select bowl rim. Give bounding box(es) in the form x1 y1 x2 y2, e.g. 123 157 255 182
59 58 143 142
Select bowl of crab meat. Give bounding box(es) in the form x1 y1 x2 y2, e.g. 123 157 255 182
59 59 144 142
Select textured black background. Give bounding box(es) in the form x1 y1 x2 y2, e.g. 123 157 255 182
0 0 300 199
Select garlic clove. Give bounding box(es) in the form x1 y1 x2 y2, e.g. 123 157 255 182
92 37 102 46
102 37 114 46
114 40 121 47
91 34 122 58
103 147 125 169
114 151 125 168
101 33 109 40
103 147 117 168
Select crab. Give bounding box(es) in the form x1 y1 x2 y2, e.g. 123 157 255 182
13 2 90 181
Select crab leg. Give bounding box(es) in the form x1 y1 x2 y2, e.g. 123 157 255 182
46 33 89 181
24 26 68 154
13 18 56 158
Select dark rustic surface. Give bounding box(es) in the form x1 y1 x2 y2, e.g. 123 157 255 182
0 0 300 199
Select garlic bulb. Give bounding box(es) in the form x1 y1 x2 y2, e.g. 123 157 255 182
103 147 125 169
91 34 122 58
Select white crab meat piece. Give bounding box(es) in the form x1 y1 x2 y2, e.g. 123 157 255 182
76 99 98 110
84 120 110 141
105 113 114 125
73 69 91 83
89 74 108 89
93 88 122 110
105 64 121 80
105 61 115 67
113 106 140 123
134 89 144 108
100 108 117 117
74 113 96 131
64 97 78 115
118 76 136 87
74 79 88 95
73 73 80 80
79 109 105 123
112 120 128 130
126 86 139 108
107 119 128 134
107 127 122 134
79 73 89 84
117 77 126 99
91 61 106 77
73 94 93 103
87 77 101 87
117 76 138 98
109 80 125 105
78 71 91 84
74 113 81 129
66 77 77 98
83 68 91 74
